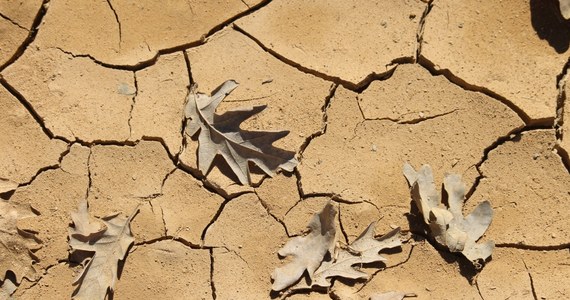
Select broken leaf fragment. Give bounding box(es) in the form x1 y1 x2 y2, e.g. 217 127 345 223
68 200 137 300
403 163 494 264
184 80 298 185
272 202 402 292
0 200 40 284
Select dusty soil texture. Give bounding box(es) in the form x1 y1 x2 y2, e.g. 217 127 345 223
0 0 569 299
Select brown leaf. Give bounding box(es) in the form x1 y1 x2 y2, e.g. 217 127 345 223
0 200 40 284
69 201 138 300
184 80 298 185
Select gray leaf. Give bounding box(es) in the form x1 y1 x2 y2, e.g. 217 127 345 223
184 80 298 185
271 202 336 291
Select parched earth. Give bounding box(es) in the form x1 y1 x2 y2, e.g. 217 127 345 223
1 0 570 299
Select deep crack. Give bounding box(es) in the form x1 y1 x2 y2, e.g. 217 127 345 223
0 77 69 142
182 50 194 86
418 56 547 126
0 0 50 72
496 242 570 251
134 236 203 249
39 0 274 71
337 205 349 244
209 248 217 300
233 24 404 92
200 199 230 242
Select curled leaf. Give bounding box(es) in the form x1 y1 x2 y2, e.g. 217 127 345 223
69 200 138 300
271 202 336 291
184 80 298 185
403 163 494 264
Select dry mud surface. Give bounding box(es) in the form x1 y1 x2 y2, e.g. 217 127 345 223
1 0 569 299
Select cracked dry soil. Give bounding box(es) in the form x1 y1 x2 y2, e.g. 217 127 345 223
1 0 569 299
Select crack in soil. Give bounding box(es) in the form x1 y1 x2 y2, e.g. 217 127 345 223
182 50 194 86
233 24 403 92
133 235 203 249
200 199 231 242
337 205 349 244
0 77 69 142
297 83 337 158
415 0 433 60
254 190 291 237
104 0 122 50
209 248 217 300
475 279 486 300
465 125 559 201
38 0 274 72
522 258 538 300
0 0 50 72
349 108 463 143
127 71 137 140
0 12 28 31
12 143 72 191
418 56 547 126
496 242 570 251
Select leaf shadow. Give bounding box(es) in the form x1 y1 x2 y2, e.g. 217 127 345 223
0 190 15 200
190 135 269 186
530 0 570 53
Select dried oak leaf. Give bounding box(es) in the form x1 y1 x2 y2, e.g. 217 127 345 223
69 200 137 300
0 200 41 284
271 202 336 291
184 80 298 185
310 223 401 288
403 163 494 263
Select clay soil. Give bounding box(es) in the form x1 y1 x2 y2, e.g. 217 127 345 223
1 0 570 299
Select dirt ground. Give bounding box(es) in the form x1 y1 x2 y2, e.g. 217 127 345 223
1 0 570 299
